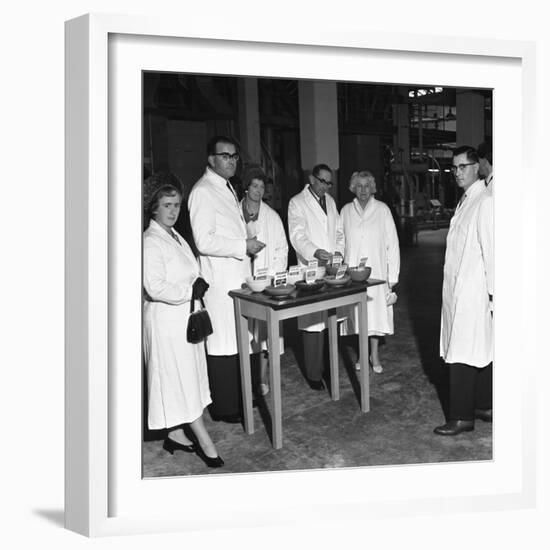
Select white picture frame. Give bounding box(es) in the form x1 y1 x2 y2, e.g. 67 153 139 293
65 12 537 537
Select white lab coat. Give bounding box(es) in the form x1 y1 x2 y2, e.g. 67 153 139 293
242 199 289 352
142 220 212 429
340 198 400 336
242 199 289 276
288 184 345 332
188 167 250 356
440 179 494 368
486 173 494 195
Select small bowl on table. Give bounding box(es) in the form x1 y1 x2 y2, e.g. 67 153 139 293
323 274 351 287
246 276 271 293
325 264 346 277
295 279 325 293
263 284 295 298
348 266 372 282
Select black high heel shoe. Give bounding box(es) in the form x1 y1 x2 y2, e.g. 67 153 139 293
195 446 224 468
162 437 196 455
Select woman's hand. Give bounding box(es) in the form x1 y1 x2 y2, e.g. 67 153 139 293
192 277 209 300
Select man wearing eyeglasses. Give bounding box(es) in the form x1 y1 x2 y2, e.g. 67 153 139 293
288 164 345 390
434 145 494 436
189 135 265 423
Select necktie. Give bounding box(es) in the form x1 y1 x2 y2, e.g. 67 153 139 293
226 181 239 204
319 195 327 214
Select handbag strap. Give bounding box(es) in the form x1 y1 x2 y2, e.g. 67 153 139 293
189 297 206 314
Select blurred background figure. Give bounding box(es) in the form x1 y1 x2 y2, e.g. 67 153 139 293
477 141 493 194
340 170 400 374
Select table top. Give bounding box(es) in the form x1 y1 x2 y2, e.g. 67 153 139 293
229 279 386 310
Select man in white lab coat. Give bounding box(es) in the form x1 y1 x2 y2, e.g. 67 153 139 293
288 164 345 390
189 136 265 423
477 141 494 195
434 146 494 436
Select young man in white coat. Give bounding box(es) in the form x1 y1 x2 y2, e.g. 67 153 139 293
288 164 345 390
188 136 265 423
434 146 494 436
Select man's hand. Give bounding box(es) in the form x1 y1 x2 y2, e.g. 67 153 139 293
313 248 332 265
246 237 266 255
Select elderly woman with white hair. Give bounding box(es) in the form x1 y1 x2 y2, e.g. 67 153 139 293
340 170 400 373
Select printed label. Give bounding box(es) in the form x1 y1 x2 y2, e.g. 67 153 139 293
255 267 269 281
307 260 318 269
335 265 347 280
273 271 288 287
305 268 317 284
332 255 343 267
288 265 300 277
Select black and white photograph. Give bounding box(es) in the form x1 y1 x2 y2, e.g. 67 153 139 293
4 0 546 546
141 72 494 477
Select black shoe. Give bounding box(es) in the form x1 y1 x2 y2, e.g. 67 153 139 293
433 420 474 436
475 408 493 422
195 447 225 468
163 437 196 455
307 379 325 391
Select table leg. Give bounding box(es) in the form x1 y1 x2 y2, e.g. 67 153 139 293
327 309 339 401
266 309 282 449
358 293 370 412
234 298 254 434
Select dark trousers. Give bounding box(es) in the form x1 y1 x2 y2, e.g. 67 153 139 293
302 330 327 381
449 362 493 420
206 354 242 419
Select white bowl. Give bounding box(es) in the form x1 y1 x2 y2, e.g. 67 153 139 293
246 276 271 292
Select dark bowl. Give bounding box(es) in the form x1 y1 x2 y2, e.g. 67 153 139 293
348 266 372 282
263 284 296 297
323 275 351 287
295 280 325 293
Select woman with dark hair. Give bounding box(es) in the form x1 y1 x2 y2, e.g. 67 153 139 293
240 165 288 395
143 179 224 468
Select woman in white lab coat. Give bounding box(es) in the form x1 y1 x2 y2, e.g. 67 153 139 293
340 171 400 373
143 180 223 468
240 165 289 395
288 164 345 388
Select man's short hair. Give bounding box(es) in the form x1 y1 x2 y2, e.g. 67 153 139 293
477 141 492 164
452 145 479 163
206 135 239 156
312 163 332 177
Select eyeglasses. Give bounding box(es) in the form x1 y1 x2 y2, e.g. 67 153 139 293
450 162 476 173
312 174 333 186
213 152 240 162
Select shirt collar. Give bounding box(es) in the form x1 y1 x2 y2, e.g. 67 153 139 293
307 184 324 202
206 165 229 185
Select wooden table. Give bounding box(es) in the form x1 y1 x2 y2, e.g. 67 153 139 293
229 279 385 448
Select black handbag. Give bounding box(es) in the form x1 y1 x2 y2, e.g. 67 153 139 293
187 297 213 343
